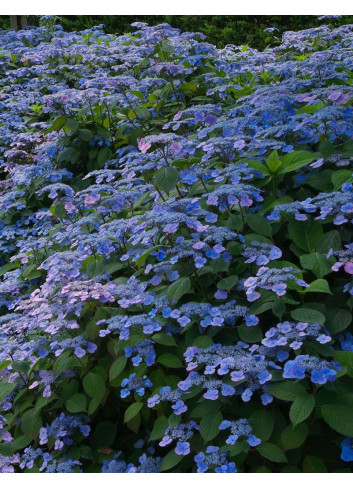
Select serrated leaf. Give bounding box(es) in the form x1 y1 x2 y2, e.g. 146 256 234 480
109 357 127 382
66 393 87 413
167 277 191 301
316 230 341 254
158 354 183 368
149 416 169 441
304 279 332 295
151 333 177 346
83 373 106 400
281 424 308 450
124 402 143 423
290 308 325 324
161 450 183 471
246 214 272 237
290 395 315 426
250 410 275 441
153 167 179 193
21 409 42 439
10 435 31 452
278 151 316 174
217 275 238 290
0 380 16 400
326 309 352 334
321 404 353 436
257 442 287 463
267 381 306 401
300 253 335 278
199 412 222 443
288 220 323 253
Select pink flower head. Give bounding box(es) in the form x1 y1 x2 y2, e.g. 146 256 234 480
138 138 151 153
234 139 246 150
328 91 349 105
170 141 183 153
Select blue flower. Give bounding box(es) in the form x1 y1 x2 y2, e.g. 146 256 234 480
175 441 190 455
341 438 353 461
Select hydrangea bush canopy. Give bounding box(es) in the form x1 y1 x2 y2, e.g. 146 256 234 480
0 18 353 473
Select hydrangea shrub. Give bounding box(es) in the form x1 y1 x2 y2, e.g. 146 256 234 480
0 19 353 473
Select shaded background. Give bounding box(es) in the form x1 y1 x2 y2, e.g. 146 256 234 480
1 15 353 49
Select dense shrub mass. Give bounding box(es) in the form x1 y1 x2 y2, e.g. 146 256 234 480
0 19 353 473
2 15 353 50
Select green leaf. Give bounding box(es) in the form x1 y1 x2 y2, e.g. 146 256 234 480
88 397 101 416
12 361 30 374
278 151 316 175
281 424 308 450
326 309 352 334
83 373 106 400
290 395 315 426
238 324 263 343
97 147 112 168
226 241 243 255
66 393 87 413
321 404 353 436
179 82 198 92
0 444 12 457
290 308 325 324
266 150 282 173
190 401 221 419
10 435 32 452
334 351 353 377
90 421 117 449
153 167 179 193
65 118 79 131
300 253 335 278
257 442 287 463
331 169 353 190
192 336 213 349
304 279 332 295
124 402 143 423
267 381 306 401
246 214 272 237
161 450 184 471
149 416 169 441
109 357 127 382
167 277 191 301
77 128 93 141
217 275 238 290
303 455 327 473
0 380 16 400
288 219 323 253
152 333 177 346
50 116 66 132
53 352 73 374
158 354 183 368
21 409 42 439
0 360 11 372
136 245 164 267
199 412 223 443
305 169 334 192
316 230 341 254
250 410 275 441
